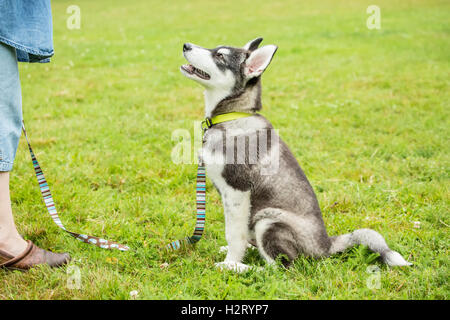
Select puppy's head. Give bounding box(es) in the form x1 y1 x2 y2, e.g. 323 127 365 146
180 38 277 96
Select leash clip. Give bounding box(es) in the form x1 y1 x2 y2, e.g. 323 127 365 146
201 117 213 133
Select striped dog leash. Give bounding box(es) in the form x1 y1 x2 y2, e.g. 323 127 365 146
22 122 129 251
165 163 206 251
164 112 254 251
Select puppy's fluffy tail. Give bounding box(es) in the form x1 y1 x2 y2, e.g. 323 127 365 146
328 228 412 266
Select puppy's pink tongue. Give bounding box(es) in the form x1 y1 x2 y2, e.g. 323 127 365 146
183 64 194 72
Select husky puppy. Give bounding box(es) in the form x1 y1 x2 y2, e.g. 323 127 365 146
180 38 412 272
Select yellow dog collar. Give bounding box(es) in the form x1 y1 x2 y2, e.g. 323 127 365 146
202 112 254 131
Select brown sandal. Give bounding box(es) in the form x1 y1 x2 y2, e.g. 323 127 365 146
0 240 71 271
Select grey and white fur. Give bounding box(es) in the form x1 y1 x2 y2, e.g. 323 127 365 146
180 38 412 272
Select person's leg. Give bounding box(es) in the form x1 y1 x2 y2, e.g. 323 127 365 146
0 42 28 256
0 43 70 269
0 173 28 256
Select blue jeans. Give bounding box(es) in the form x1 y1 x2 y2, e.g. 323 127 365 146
0 42 22 172
0 0 54 63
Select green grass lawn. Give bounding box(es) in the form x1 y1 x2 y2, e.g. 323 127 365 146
1 0 448 299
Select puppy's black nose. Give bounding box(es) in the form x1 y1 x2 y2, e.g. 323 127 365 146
183 43 192 52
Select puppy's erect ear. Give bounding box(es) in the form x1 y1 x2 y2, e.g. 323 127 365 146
243 37 263 52
244 45 278 79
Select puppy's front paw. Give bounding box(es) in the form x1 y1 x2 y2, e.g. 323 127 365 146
219 243 256 254
215 261 252 273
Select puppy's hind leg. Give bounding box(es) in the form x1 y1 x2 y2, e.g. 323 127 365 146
254 217 299 268
253 208 331 268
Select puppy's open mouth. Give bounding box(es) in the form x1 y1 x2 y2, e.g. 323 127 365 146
181 64 211 80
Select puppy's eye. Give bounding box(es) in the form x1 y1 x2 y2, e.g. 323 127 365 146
216 52 224 59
